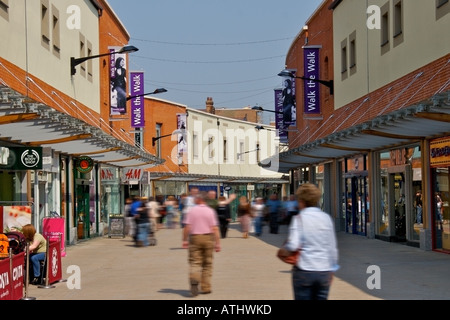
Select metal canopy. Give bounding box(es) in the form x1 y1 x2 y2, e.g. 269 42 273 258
262 92 450 173
0 86 164 168
149 171 289 185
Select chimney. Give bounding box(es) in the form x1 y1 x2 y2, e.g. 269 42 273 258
205 97 215 114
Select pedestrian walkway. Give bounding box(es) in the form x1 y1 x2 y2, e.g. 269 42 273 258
25 222 450 300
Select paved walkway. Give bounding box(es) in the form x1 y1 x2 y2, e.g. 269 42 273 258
25 222 450 300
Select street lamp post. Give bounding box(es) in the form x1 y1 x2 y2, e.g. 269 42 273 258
278 70 333 95
251 106 283 115
126 88 167 101
152 129 183 147
70 45 139 76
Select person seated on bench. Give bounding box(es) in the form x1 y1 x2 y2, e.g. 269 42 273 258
22 224 47 285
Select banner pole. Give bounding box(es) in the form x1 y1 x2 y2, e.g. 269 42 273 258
21 243 36 300
38 237 55 289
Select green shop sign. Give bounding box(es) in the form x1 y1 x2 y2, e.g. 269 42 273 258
0 147 43 170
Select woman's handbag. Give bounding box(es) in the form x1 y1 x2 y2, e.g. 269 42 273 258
276 245 300 265
276 214 302 265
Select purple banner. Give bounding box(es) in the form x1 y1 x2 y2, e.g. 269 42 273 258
303 46 321 115
130 71 145 128
274 89 288 143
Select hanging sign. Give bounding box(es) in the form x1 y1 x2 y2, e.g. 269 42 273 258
76 156 94 173
0 147 42 170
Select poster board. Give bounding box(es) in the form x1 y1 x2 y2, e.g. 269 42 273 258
108 214 125 238
42 217 66 257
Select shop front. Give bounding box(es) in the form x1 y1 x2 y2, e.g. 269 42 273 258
430 137 450 252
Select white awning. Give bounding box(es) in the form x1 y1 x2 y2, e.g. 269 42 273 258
0 86 164 168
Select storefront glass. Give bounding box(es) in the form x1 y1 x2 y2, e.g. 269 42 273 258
378 146 421 242
430 136 450 251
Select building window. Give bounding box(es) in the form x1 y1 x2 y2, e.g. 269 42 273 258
341 39 348 80
393 0 403 37
380 2 390 55
238 141 244 162
79 34 86 77
436 0 450 20
349 31 357 76
193 133 199 159
208 136 214 159
256 143 260 163
393 0 404 47
0 0 9 21
155 124 162 158
41 0 50 50
87 41 93 82
381 11 389 46
223 138 228 162
51 5 60 58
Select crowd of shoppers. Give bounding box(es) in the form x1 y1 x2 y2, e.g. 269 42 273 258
126 185 337 300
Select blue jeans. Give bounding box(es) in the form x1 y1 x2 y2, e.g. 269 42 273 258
30 252 46 277
254 217 263 236
416 206 422 224
136 223 150 246
292 267 332 300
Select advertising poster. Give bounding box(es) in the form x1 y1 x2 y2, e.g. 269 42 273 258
279 73 297 128
177 113 187 156
1 206 32 232
47 240 63 284
0 258 11 300
109 46 128 115
11 252 24 300
42 217 66 257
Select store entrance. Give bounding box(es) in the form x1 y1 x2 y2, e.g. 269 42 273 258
76 184 90 239
345 173 368 235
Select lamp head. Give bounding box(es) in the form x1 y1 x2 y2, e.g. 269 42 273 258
118 45 139 54
252 106 264 111
278 70 295 78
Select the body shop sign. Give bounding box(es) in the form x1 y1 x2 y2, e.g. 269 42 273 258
0 147 42 170
430 137 450 167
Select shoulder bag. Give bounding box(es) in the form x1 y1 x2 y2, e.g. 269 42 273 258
276 214 302 265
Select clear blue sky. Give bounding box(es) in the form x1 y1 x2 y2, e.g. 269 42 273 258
107 0 323 123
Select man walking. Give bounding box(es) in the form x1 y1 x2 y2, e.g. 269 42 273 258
182 191 221 297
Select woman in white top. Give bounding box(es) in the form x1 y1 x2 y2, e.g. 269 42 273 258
284 183 339 300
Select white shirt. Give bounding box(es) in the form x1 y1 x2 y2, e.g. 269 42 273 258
285 207 339 272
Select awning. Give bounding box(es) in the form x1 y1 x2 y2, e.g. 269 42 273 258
0 85 164 168
261 92 450 173
149 172 290 185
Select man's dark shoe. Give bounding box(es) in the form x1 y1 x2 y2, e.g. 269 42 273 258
31 277 40 285
190 282 199 297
